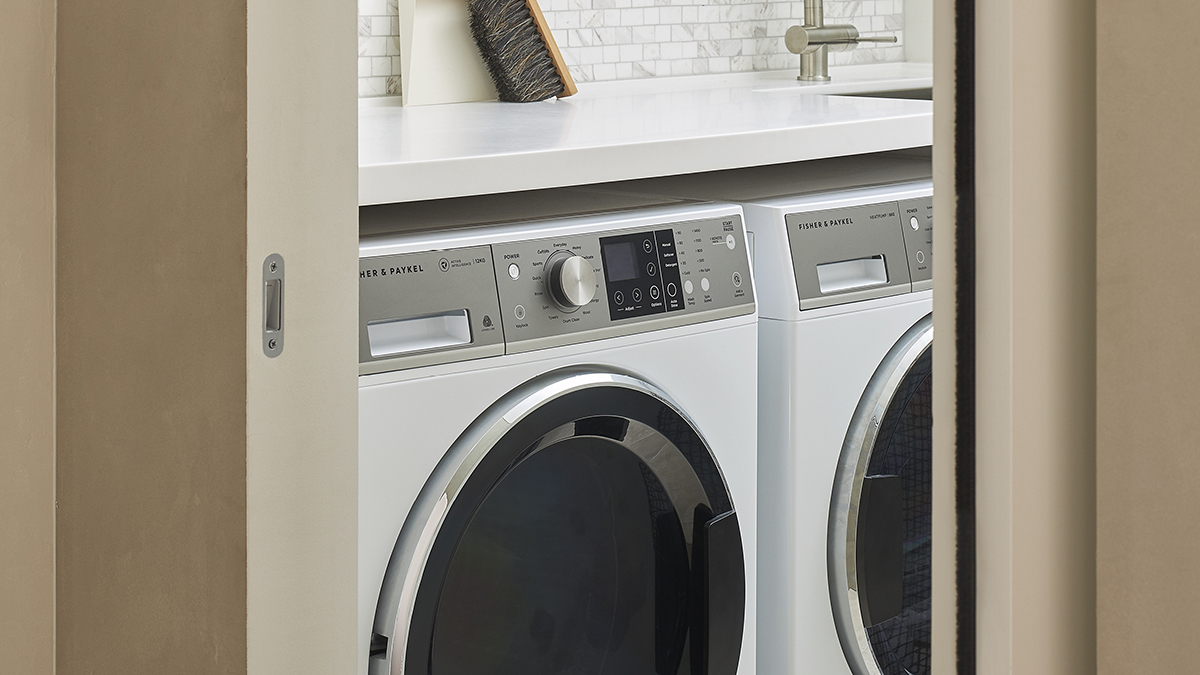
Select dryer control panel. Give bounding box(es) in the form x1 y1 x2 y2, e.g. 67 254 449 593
359 213 755 373
786 195 933 310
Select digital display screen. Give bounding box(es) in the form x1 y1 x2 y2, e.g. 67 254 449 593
603 241 639 282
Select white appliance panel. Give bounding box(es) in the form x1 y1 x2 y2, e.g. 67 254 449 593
756 294 930 675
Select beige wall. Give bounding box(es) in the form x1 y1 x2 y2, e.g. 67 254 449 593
54 0 249 671
54 0 359 669
0 0 57 672
974 0 1096 673
1096 1 1200 671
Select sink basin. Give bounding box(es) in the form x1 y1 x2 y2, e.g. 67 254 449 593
835 87 932 100
750 62 933 100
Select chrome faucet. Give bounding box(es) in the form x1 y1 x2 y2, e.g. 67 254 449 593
785 0 898 81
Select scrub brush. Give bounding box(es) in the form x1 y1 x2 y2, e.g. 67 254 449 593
467 0 578 102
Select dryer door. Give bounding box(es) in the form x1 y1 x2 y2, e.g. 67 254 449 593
369 368 746 675
829 314 933 675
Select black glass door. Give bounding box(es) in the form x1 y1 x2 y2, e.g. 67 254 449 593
372 370 745 675
434 438 662 673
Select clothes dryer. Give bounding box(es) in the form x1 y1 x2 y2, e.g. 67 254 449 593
750 183 933 675
600 155 934 675
357 194 759 675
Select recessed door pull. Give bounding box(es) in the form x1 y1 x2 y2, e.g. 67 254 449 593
263 254 284 357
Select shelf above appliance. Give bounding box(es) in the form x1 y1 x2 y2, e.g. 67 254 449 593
359 63 933 206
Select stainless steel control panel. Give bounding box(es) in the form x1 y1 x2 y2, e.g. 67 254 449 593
786 196 933 310
359 213 755 372
491 215 752 353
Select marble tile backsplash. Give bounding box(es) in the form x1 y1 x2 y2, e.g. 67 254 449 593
358 0 905 98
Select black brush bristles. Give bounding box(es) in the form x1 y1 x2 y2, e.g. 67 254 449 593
468 0 565 102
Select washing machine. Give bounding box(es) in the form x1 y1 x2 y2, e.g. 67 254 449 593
600 154 934 675
357 191 759 675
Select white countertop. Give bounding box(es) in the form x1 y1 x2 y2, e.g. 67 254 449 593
359 63 933 205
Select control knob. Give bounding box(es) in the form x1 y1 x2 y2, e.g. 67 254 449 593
546 252 597 310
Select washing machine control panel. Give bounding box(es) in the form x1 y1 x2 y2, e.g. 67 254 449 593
490 214 753 353
359 213 755 371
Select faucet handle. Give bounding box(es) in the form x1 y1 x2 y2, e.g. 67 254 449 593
785 24 897 55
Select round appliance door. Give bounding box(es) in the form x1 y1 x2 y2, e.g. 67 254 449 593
829 314 933 675
369 368 746 675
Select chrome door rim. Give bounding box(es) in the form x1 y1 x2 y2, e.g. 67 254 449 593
370 366 735 675
828 314 933 675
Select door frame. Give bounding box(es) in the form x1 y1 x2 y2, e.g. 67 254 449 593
932 0 1097 673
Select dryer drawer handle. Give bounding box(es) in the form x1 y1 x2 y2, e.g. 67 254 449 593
816 255 889 294
693 508 746 675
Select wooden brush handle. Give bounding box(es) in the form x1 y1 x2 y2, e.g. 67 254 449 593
524 0 578 97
